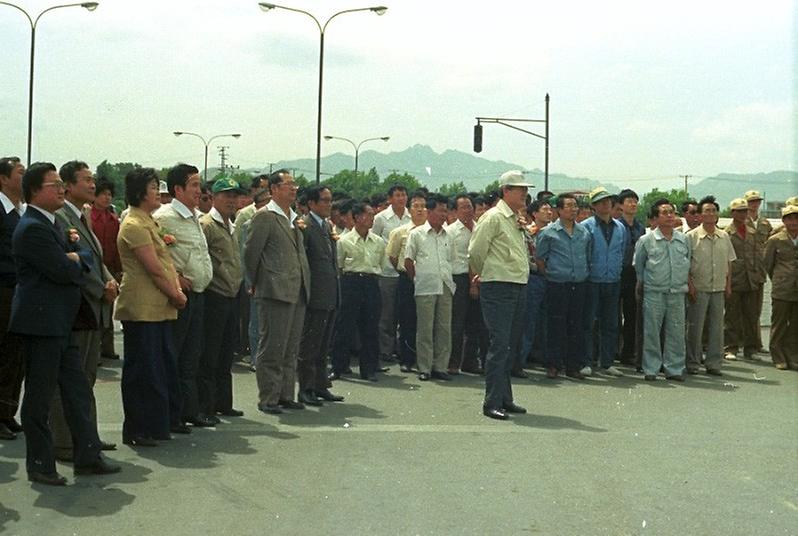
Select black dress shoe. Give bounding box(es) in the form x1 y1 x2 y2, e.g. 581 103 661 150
483 407 509 420
644 375 657 381
565 371 586 380
102 352 120 360
170 423 192 434
360 374 378 382
298 390 323 407
278 399 305 410
399 364 414 373
510 369 529 379
431 370 452 381
666 374 685 382
343 367 354 374
503 402 527 414
258 403 283 414
328 371 342 381
0 423 16 440
2 418 23 433
28 471 67 486
315 389 344 402
123 435 158 447
54 451 73 463
186 415 216 427
378 366 390 373
418 372 431 381
217 408 244 417
100 440 117 451
74 458 121 476
706 368 723 376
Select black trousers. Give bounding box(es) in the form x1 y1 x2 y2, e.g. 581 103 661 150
0 286 24 420
171 290 204 421
198 290 237 415
396 272 417 367
619 265 640 365
21 335 100 474
330 274 381 377
121 321 180 439
298 307 336 392
546 281 587 374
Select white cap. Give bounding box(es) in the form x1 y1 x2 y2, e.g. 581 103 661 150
499 170 534 188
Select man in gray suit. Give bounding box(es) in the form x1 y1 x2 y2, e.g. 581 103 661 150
244 170 311 414
297 186 344 406
52 161 118 458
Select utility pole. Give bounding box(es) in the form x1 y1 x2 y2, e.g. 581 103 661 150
268 162 276 174
218 146 229 175
679 174 692 195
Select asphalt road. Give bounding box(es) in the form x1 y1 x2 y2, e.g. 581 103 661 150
0 337 796 536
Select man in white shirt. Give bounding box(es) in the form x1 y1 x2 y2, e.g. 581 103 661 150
154 164 214 429
404 194 456 381
371 185 410 364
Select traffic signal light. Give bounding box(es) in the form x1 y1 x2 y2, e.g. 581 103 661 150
473 124 482 153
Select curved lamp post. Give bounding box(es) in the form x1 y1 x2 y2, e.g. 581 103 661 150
324 135 389 174
173 131 242 181
0 1 99 165
258 2 387 184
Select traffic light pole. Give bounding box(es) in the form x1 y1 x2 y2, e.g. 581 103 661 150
474 94 550 191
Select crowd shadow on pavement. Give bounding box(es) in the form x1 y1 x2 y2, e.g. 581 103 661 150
510 413 608 433
128 417 296 470
276 402 386 427
0 501 21 533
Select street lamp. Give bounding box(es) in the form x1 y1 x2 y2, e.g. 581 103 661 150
257 2 387 184
324 135 389 174
1 1 99 165
173 131 242 181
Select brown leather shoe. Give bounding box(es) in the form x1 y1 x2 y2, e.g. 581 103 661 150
28 471 67 486
546 367 558 379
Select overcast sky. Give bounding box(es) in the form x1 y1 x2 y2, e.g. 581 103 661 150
0 0 793 187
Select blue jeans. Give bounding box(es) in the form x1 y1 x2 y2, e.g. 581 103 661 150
642 291 686 376
584 281 621 369
520 274 547 366
546 281 587 373
480 281 526 409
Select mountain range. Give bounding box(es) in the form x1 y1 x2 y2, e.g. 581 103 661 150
214 144 796 206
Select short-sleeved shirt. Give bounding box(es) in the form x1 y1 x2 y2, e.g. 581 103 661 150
153 199 213 292
371 206 411 277
337 229 386 275
385 222 416 273
446 218 473 275
535 219 591 283
686 225 737 292
404 222 456 296
114 206 179 321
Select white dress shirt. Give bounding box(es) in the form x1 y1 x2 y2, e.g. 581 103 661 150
404 222 456 296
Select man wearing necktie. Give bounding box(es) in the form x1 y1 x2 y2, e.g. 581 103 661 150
10 162 120 485
0 156 26 440
51 161 119 460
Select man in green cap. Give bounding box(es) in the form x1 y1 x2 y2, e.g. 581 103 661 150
198 177 246 420
763 204 798 370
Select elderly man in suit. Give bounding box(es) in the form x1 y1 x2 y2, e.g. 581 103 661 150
297 185 344 406
10 162 119 486
50 161 118 461
244 169 311 414
0 156 26 440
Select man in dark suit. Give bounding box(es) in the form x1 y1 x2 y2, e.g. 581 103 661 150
243 170 311 414
10 162 119 486
297 186 344 406
51 161 118 460
0 156 26 440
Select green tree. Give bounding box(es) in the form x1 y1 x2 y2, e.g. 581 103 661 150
437 181 468 196
380 170 422 195
322 168 382 200
95 160 141 208
638 188 691 221
481 180 501 194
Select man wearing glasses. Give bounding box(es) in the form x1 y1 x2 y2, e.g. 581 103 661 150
244 170 310 414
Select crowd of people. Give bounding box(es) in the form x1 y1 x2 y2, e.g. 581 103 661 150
0 156 796 486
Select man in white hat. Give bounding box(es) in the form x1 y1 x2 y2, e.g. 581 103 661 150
468 170 532 420
724 198 766 361
762 204 798 370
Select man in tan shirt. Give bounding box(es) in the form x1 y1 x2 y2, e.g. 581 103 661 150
763 204 798 370
685 195 736 375
744 190 773 352
468 170 532 420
